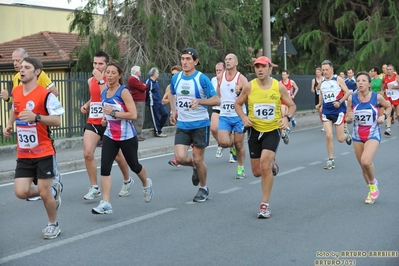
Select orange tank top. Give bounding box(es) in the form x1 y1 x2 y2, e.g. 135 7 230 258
12 85 55 158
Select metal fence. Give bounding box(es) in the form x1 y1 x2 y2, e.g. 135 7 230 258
0 71 316 145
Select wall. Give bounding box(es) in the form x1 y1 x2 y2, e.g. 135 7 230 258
0 4 101 44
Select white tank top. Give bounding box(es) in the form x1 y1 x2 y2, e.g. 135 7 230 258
174 72 210 122
219 71 245 116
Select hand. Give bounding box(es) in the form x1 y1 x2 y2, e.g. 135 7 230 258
242 116 253 128
377 115 385 124
170 110 177 126
92 69 104 82
346 111 354 124
311 89 315 93
291 95 295 99
388 84 393 89
81 104 88 114
189 99 199 110
333 101 341 108
4 125 12 138
19 109 35 122
101 117 107 127
235 84 242 95
278 116 289 129
0 89 9 100
103 105 113 115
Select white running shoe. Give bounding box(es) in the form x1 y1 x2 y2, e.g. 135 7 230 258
84 187 101 200
215 146 223 158
119 177 133 197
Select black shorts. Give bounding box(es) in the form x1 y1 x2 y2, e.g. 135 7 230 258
15 155 56 180
247 127 281 158
175 127 210 148
84 123 106 138
315 93 320 106
212 109 220 114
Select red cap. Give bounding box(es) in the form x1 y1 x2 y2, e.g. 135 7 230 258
254 56 272 66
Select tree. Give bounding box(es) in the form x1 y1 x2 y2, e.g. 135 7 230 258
271 0 399 73
67 0 256 73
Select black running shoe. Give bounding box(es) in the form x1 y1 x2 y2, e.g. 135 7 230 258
192 167 199 186
193 187 209 203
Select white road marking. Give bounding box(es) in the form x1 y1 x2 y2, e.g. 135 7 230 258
0 208 176 265
185 201 196 204
219 187 242 194
249 167 306 184
340 152 350 156
308 161 322 166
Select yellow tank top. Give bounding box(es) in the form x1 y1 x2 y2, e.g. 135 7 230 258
248 78 281 132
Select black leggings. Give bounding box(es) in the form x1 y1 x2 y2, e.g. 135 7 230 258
100 136 142 176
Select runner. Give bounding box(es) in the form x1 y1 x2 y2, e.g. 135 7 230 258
316 60 352 170
311 67 324 131
217 54 248 179
346 71 390 204
211 62 226 158
80 51 132 200
169 48 220 202
381 64 398 135
4 57 64 239
370 66 383 93
92 61 154 214
280 70 299 144
235 56 296 218
162 65 183 168
1 48 61 201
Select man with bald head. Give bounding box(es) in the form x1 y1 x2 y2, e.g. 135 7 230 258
217 53 248 179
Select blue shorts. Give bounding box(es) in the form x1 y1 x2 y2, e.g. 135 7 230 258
218 116 244 133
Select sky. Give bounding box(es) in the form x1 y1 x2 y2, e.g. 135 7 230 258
0 0 86 10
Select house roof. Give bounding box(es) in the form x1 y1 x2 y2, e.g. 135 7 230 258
0 31 88 70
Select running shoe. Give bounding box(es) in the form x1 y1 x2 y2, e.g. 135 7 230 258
365 192 375 204
272 162 279 176
193 187 209 202
168 158 180 168
43 223 61 239
143 178 154 203
26 196 42 201
215 145 223 158
282 130 290 145
321 127 325 132
324 159 335 170
345 130 352 145
369 180 379 200
291 117 297 127
192 167 199 186
384 127 391 136
84 187 101 200
236 166 245 179
92 200 113 214
258 203 271 219
230 147 237 161
119 177 133 197
229 153 237 163
52 182 63 210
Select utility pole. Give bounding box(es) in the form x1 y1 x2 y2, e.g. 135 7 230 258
262 0 271 59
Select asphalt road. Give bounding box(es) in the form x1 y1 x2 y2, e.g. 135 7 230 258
1 126 398 266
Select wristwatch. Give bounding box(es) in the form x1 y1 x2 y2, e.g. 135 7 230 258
110 110 117 118
285 115 292 122
98 79 105 85
35 114 41 122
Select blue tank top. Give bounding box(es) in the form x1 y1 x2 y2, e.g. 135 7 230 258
101 85 136 141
